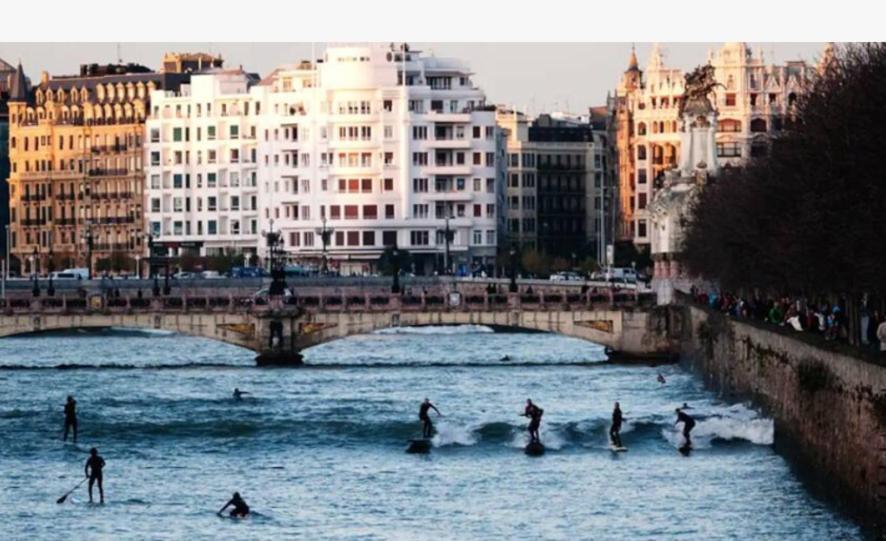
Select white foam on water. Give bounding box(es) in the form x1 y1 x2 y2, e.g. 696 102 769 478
507 424 566 450
432 421 478 447
374 325 494 336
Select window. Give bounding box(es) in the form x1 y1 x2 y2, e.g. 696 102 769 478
150 128 160 143
230 125 239 139
725 93 736 107
486 178 495 193
150 175 160 189
207 126 216 140
473 204 482 217
637 122 647 136
637 219 647 238
637 145 647 160
363 205 377 219
384 125 393 139
361 178 372 193
330 205 341 219
383 178 394 191
413 204 429 219
485 153 494 166
413 178 428 192
362 231 375 246
208 220 218 235
344 205 358 219
486 203 495 217
347 231 359 246
385 204 395 219
383 100 393 112
638 169 647 184
413 126 427 140
412 152 428 166
410 230 429 246
207 173 217 188
384 152 394 166
473 230 482 245
638 193 647 209
750 118 767 133
150 152 160 166
208 197 217 211
718 119 742 133
717 142 741 158
382 230 397 246
150 198 161 212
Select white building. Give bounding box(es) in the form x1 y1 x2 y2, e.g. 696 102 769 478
144 44 505 276
144 69 262 260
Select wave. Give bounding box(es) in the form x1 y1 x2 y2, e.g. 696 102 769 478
374 325 494 335
661 414 774 449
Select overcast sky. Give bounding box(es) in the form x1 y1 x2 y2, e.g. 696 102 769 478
0 42 824 115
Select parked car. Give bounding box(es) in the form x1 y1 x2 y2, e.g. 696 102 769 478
49 271 83 280
253 287 295 301
200 270 223 279
173 271 196 280
550 271 584 282
230 266 268 279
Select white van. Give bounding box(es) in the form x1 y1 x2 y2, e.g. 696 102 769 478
54 268 89 280
605 267 638 283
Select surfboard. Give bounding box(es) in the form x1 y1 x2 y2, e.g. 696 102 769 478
678 443 693 456
406 439 431 454
524 441 545 456
610 445 628 452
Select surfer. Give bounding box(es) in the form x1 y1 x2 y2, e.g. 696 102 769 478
657 373 666 385
218 492 250 518
610 402 624 447
233 388 250 401
418 398 442 439
63 395 78 443
675 407 696 447
523 399 544 443
499 355 511 362
84 447 105 504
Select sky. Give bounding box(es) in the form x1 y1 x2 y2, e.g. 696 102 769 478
0 42 825 115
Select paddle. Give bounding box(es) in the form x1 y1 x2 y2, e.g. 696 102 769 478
57 477 88 504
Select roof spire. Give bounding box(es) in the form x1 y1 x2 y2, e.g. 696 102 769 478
628 43 638 70
9 61 28 102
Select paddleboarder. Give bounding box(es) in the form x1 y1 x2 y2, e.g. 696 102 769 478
233 388 250 401
675 407 696 447
523 399 544 443
418 398 442 439
84 448 105 504
63 396 78 443
610 402 625 448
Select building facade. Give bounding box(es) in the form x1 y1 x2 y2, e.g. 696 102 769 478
496 109 613 263
145 44 504 275
5 60 201 276
0 58 17 268
614 42 817 249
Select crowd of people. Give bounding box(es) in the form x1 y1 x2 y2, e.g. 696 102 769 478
690 287 886 352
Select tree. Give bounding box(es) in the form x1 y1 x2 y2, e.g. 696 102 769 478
683 43 886 305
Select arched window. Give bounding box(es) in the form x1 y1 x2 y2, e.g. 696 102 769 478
651 122 658 134
718 119 742 133
788 93 798 107
750 118 767 133
637 145 647 160
637 122 646 136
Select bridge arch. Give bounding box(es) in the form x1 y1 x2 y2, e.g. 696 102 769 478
0 312 261 353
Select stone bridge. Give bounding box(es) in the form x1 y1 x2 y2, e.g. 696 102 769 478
0 279 672 365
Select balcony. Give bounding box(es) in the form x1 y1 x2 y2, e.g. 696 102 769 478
88 168 130 177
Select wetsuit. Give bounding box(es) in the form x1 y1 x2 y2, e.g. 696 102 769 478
419 402 436 439
525 404 543 443
610 407 624 447
64 400 77 443
85 454 106 503
676 410 696 445
226 496 250 517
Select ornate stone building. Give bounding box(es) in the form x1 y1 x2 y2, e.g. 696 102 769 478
6 59 212 276
614 42 822 251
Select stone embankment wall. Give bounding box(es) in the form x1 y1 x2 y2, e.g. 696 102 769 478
676 304 886 522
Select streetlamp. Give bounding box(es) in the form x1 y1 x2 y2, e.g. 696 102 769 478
31 247 40 297
508 244 518 293
81 221 94 280
391 245 401 293
47 231 55 297
316 216 333 275
439 209 454 275
264 219 287 297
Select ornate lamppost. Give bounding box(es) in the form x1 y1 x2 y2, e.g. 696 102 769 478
264 219 287 297
81 221 94 280
391 244 401 294
508 244 518 293
47 231 55 297
31 246 40 297
316 216 333 275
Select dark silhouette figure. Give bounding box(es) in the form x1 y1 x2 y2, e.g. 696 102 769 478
675 408 696 447
218 492 250 518
233 388 250 401
523 399 544 443
657 373 667 385
63 396 78 443
610 402 624 447
84 448 105 504
418 398 442 439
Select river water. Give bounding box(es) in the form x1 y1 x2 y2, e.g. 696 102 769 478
0 326 865 540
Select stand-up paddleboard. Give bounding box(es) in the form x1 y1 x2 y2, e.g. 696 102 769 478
524 441 545 456
609 445 628 453
406 439 431 454
678 443 693 456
